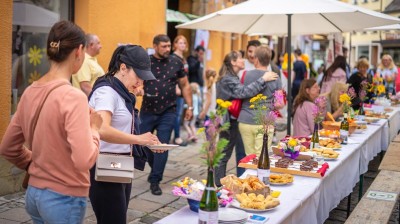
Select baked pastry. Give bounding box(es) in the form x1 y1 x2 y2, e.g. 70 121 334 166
270 173 294 184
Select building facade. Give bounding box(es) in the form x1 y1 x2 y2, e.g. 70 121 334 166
0 0 166 195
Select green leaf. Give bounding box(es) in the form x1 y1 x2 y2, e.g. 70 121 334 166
216 138 229 151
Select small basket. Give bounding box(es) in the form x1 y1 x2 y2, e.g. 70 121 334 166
187 198 200 213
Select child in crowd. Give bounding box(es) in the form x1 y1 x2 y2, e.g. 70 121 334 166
199 69 217 121
184 82 200 142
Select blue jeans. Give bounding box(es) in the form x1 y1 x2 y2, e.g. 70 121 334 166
25 185 87 224
140 110 176 183
173 97 185 139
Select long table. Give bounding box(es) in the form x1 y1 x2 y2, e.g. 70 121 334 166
155 107 400 224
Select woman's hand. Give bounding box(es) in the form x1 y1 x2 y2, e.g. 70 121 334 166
89 109 103 132
262 71 278 82
138 132 160 146
198 111 206 120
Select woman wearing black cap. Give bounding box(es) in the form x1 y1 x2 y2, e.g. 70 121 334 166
88 45 161 224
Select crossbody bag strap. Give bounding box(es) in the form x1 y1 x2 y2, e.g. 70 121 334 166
28 82 69 150
130 111 134 157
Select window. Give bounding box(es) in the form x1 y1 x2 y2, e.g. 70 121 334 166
11 0 72 114
358 46 370 60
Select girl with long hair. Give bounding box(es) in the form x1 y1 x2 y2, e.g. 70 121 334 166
215 50 278 186
171 35 189 146
320 55 347 94
293 79 322 136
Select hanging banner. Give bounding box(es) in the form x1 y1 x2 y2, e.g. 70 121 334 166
194 29 210 49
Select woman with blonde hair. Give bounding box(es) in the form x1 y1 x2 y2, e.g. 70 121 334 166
171 35 189 146
322 82 349 120
377 54 398 95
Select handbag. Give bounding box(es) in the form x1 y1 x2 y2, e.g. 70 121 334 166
22 82 68 189
95 111 135 183
228 71 247 118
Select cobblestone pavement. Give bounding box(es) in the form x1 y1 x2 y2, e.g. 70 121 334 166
0 130 398 224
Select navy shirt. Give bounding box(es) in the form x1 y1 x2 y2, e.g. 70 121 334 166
141 55 186 114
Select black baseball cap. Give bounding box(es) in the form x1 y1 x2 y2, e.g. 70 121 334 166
119 45 156 80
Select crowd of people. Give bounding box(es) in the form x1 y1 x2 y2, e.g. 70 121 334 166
1 20 400 224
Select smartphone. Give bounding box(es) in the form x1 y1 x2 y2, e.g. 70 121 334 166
248 214 269 224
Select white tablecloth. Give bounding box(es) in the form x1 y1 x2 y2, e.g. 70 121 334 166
388 107 400 142
155 108 400 224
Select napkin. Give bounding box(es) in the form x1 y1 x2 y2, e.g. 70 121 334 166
317 162 329 177
239 154 257 163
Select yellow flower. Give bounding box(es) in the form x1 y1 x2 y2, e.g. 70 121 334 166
257 94 263 98
339 94 351 103
220 102 230 108
197 127 205 134
28 70 41 84
216 99 224 106
224 101 232 108
377 85 385 94
261 96 267 100
28 45 43 66
288 138 297 147
249 96 257 103
249 105 255 109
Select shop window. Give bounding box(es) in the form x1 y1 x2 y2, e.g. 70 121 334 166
11 0 72 114
358 46 370 60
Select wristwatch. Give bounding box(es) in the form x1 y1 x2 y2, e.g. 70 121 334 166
187 106 194 110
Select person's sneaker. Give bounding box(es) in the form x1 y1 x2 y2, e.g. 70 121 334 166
150 183 162 195
174 138 188 147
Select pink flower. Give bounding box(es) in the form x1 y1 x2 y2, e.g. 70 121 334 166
273 89 286 107
348 87 357 99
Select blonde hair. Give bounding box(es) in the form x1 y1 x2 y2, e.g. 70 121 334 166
378 54 395 70
190 82 200 95
328 82 349 112
173 35 188 52
205 69 217 90
356 58 369 70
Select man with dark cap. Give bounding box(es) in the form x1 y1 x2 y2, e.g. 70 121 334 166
140 34 193 195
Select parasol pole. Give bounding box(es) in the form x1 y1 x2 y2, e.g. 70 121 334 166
287 14 292 135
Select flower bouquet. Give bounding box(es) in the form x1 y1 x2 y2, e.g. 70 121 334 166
277 138 308 159
171 177 233 212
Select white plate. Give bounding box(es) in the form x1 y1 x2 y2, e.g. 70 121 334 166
318 146 341 151
365 117 380 123
323 157 338 161
353 129 366 134
230 199 278 212
218 208 248 222
270 182 293 186
146 144 179 150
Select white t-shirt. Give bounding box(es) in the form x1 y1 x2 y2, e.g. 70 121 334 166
89 86 132 153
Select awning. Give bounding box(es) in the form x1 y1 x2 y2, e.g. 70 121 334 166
166 9 199 23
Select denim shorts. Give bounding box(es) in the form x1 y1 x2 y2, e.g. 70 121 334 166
25 185 87 224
